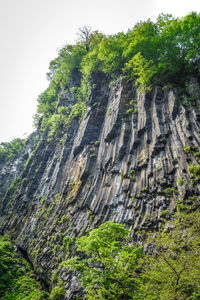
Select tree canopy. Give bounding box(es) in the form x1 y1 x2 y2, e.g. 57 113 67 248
0 235 47 299
61 206 200 299
61 221 143 299
0 138 26 164
34 12 200 136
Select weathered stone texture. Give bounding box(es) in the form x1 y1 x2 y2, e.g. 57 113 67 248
0 75 200 298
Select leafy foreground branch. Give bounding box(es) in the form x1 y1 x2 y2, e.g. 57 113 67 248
61 208 200 300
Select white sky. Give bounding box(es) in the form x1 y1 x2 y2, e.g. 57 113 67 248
0 0 199 142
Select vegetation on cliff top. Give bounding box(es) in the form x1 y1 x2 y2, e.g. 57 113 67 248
1 11 200 300
0 138 25 164
34 12 200 140
1 12 200 146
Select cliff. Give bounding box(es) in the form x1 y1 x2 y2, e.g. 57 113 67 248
0 72 200 298
1 13 200 299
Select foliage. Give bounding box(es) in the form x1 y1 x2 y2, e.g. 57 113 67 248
97 33 127 74
0 235 47 299
76 26 93 51
188 163 200 184
189 163 200 176
1 177 20 209
0 138 26 164
68 100 87 121
123 13 200 89
125 99 138 116
163 187 178 195
138 207 200 299
61 205 200 300
0 235 17 296
47 44 87 89
123 52 156 91
4 276 47 300
34 12 200 139
194 152 200 159
37 81 59 117
61 221 143 299
49 279 65 300
177 178 184 186
184 145 191 153
1 208 199 300
46 109 68 141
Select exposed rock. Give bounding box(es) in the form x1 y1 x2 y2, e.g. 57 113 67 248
0 74 200 298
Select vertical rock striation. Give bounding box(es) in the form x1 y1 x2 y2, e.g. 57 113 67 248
0 74 200 297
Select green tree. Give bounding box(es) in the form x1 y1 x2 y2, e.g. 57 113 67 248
0 138 25 164
180 12 200 74
47 44 87 90
34 12 200 139
37 81 59 117
76 26 93 51
97 33 127 74
123 20 158 62
123 52 156 91
138 207 200 299
0 235 47 299
49 279 65 300
61 221 143 300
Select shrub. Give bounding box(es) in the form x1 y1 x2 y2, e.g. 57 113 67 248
49 280 65 300
177 178 184 186
0 235 47 299
61 221 143 299
184 146 191 153
0 138 25 164
189 163 200 176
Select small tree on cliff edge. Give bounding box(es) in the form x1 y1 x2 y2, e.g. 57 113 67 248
77 25 93 51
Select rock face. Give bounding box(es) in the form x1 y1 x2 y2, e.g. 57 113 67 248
0 73 200 298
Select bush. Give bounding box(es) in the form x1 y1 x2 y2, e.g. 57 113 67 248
61 221 143 299
49 280 65 300
177 178 184 186
0 235 47 299
0 138 25 164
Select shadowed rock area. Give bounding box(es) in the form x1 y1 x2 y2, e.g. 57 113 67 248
0 73 200 298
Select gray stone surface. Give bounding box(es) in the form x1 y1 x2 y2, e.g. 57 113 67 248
0 74 200 298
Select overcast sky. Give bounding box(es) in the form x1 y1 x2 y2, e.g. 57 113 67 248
0 0 199 142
